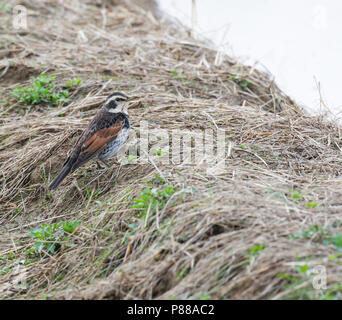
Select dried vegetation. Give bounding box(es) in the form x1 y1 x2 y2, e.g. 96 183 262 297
0 0 341 300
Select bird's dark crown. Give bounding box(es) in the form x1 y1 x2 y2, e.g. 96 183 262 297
107 92 128 102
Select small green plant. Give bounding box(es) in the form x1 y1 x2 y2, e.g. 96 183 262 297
154 149 164 156
176 266 190 280
276 265 312 299
55 273 65 282
12 74 81 108
118 155 136 165
85 187 100 201
295 264 309 274
328 253 342 260
276 273 299 283
229 74 251 91
247 243 265 263
321 284 342 300
306 202 318 208
290 225 326 240
132 185 177 218
249 243 265 255
12 74 68 107
27 221 80 254
62 221 80 233
0 267 12 275
66 77 82 87
323 233 342 252
7 252 15 260
287 189 303 201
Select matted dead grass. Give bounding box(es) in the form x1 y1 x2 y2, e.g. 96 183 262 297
0 0 342 300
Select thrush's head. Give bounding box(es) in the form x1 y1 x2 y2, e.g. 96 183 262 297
104 92 129 114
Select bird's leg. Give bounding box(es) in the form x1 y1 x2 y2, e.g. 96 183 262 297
96 158 119 170
99 158 110 168
96 160 105 170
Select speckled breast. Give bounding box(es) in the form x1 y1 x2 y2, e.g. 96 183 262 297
98 127 129 160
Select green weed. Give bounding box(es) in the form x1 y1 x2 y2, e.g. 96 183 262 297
287 189 303 201
228 74 251 91
323 233 342 252
154 149 164 156
249 243 265 255
27 221 80 254
132 185 177 219
276 273 299 283
176 266 190 280
65 77 82 87
306 202 318 208
12 74 81 108
248 243 266 263
290 225 326 240
321 284 342 300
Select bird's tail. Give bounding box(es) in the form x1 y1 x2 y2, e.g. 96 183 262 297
48 164 73 190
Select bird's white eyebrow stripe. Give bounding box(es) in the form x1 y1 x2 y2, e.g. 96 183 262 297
105 94 127 105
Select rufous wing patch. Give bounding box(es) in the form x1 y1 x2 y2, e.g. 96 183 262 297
82 120 123 156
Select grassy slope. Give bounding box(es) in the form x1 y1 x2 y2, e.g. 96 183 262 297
0 1 341 299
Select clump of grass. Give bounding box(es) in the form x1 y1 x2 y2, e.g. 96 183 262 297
11 74 81 108
26 221 80 254
132 185 177 218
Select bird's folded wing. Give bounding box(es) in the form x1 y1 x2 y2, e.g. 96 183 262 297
74 120 123 167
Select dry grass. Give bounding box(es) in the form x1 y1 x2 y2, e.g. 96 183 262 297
0 0 342 300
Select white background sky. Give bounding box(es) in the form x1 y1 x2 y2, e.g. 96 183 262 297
159 0 342 116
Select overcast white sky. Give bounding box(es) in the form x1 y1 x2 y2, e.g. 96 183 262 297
159 0 342 116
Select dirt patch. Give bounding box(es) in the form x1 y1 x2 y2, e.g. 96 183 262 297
0 63 40 85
